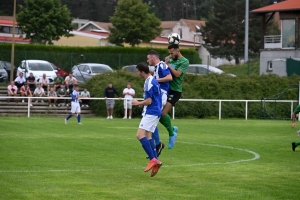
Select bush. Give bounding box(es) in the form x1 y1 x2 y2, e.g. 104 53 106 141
86 71 300 119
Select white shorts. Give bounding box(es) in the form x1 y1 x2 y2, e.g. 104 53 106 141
162 92 167 107
71 102 81 113
139 115 160 133
124 99 132 109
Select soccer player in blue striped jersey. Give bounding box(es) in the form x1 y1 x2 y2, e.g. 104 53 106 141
65 85 82 125
147 50 173 155
132 62 162 177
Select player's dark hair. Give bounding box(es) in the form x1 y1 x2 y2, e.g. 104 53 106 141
136 62 150 74
74 84 79 87
168 44 179 49
147 50 159 58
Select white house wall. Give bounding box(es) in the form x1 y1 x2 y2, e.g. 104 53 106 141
260 49 300 76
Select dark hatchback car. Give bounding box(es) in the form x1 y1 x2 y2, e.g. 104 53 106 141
50 63 69 78
0 60 17 81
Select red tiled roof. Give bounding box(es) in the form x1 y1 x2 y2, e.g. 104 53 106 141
251 0 300 13
181 19 206 32
160 21 177 29
0 19 17 26
0 36 30 44
72 30 109 38
0 16 14 21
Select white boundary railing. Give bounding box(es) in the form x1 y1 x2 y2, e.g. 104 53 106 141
0 96 298 120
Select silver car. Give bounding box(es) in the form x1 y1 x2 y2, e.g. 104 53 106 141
72 63 114 84
188 64 236 77
0 61 8 82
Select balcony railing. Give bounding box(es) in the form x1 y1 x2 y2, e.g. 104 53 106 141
264 35 281 49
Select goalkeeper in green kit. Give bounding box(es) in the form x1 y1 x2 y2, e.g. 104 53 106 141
160 43 189 149
291 104 300 151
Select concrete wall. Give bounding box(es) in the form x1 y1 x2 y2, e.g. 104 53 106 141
260 49 300 76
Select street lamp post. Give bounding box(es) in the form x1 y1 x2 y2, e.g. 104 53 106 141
10 0 17 81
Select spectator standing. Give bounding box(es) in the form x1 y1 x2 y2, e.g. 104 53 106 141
20 83 33 106
48 87 57 107
7 81 18 103
33 83 46 103
26 72 36 93
14 72 26 90
123 83 135 119
40 73 50 94
56 84 67 106
65 72 78 93
104 83 121 119
81 88 90 107
53 74 65 91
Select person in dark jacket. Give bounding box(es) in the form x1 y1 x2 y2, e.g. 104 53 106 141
104 82 121 119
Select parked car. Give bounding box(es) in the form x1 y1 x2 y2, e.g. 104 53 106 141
122 65 137 73
187 64 236 77
122 65 155 73
72 63 114 84
0 60 17 81
0 61 8 82
17 60 57 84
50 63 69 78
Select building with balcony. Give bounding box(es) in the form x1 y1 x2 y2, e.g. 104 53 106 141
252 0 300 76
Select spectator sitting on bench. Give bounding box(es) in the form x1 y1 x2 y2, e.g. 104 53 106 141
48 87 57 107
81 88 90 107
26 72 36 93
33 83 46 103
20 82 33 106
57 83 67 106
53 74 65 91
7 81 18 103
14 72 26 90
65 72 78 93
40 73 50 94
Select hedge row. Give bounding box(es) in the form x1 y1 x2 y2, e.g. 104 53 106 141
0 44 201 71
85 71 300 119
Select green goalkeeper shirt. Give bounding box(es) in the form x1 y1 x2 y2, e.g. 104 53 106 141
169 56 189 92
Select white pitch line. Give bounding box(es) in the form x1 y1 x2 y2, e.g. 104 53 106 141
0 142 260 173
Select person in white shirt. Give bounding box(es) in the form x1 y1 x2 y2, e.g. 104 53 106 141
65 72 78 93
40 73 50 94
33 83 46 103
14 72 26 90
81 88 90 107
123 83 135 119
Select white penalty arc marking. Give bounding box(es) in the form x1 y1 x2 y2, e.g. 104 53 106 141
0 142 260 173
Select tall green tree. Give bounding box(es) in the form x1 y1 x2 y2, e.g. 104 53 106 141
17 0 73 44
203 0 279 63
108 0 162 47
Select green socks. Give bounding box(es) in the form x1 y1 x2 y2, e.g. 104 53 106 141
296 142 300 147
159 114 174 137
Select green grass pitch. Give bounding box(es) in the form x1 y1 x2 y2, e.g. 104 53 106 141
0 117 300 199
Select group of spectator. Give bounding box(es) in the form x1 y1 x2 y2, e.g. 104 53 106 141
7 71 137 117
7 72 90 108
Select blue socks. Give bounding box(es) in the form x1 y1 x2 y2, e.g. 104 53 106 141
140 137 155 160
149 138 157 158
152 127 161 146
77 115 81 123
66 114 72 120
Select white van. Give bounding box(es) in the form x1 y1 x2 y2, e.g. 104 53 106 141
17 60 57 84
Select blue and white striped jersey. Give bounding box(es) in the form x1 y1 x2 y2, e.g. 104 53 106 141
142 75 162 117
153 61 171 93
71 90 80 103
